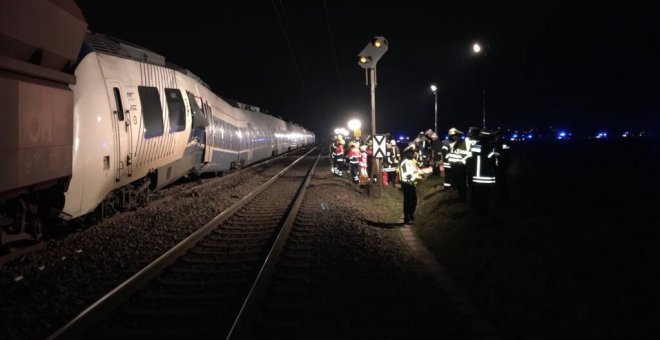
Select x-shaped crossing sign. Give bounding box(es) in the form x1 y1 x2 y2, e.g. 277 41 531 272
373 135 387 158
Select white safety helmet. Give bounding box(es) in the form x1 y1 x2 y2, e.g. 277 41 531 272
390 140 397 146
431 132 438 139
426 129 433 136
448 127 464 136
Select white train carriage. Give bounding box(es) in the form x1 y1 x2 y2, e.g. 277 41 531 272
189 84 315 175
63 34 207 219
65 33 315 219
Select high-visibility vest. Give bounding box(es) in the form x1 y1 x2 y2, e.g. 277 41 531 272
348 147 360 164
471 141 497 184
399 159 420 184
447 141 468 165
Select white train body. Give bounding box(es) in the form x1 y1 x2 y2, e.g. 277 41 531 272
62 33 314 220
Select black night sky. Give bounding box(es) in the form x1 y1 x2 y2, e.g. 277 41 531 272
76 1 660 137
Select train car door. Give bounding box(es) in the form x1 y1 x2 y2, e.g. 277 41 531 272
107 80 133 183
202 100 214 164
246 122 254 163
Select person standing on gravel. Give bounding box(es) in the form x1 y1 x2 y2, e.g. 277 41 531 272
400 145 422 224
348 141 361 183
384 139 400 186
359 144 369 185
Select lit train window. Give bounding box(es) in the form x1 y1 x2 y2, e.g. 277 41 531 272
112 88 125 121
138 86 163 139
165 88 185 133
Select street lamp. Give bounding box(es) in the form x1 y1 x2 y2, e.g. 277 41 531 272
347 118 362 139
472 42 487 128
430 84 438 134
347 118 361 131
357 36 388 192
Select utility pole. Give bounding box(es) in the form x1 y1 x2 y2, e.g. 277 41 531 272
358 36 388 196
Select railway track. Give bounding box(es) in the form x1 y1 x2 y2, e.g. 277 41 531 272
49 147 321 339
0 147 310 265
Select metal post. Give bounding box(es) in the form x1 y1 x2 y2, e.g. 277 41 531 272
482 86 486 128
369 68 382 194
434 91 438 134
370 68 376 137
482 49 487 128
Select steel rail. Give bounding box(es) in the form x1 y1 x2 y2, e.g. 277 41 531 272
226 149 322 339
48 147 318 340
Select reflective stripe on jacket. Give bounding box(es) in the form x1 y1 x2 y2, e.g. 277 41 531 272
399 159 420 184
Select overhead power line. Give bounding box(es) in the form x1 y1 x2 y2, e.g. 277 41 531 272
272 0 307 92
322 0 341 81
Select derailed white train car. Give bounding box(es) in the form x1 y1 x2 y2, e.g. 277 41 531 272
64 33 315 220
63 34 204 219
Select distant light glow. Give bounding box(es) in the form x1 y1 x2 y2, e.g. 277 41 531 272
473 43 482 53
335 128 349 136
527 134 533 139
622 131 629 138
348 119 361 131
557 130 569 140
359 56 370 64
430 84 437 92
398 135 405 140
596 131 608 139
374 40 382 48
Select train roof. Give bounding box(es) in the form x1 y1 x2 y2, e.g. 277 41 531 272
81 32 299 127
82 32 211 90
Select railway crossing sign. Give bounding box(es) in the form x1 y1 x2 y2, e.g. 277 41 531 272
373 135 387 158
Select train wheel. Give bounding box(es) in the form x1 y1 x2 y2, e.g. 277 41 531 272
28 218 43 240
138 187 150 206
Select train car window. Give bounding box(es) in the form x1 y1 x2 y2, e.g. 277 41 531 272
112 87 125 121
186 91 209 129
138 86 164 139
165 88 185 133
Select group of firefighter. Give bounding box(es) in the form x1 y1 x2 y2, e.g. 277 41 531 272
331 126 510 215
441 126 511 214
330 135 383 185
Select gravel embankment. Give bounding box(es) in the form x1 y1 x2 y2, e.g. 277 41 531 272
0 160 287 339
246 166 471 339
1 153 473 339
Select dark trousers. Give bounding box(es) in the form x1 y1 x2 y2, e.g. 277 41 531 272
401 182 417 222
444 165 453 188
387 171 397 185
471 183 493 215
451 164 467 201
367 156 373 179
495 170 509 204
350 163 359 180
